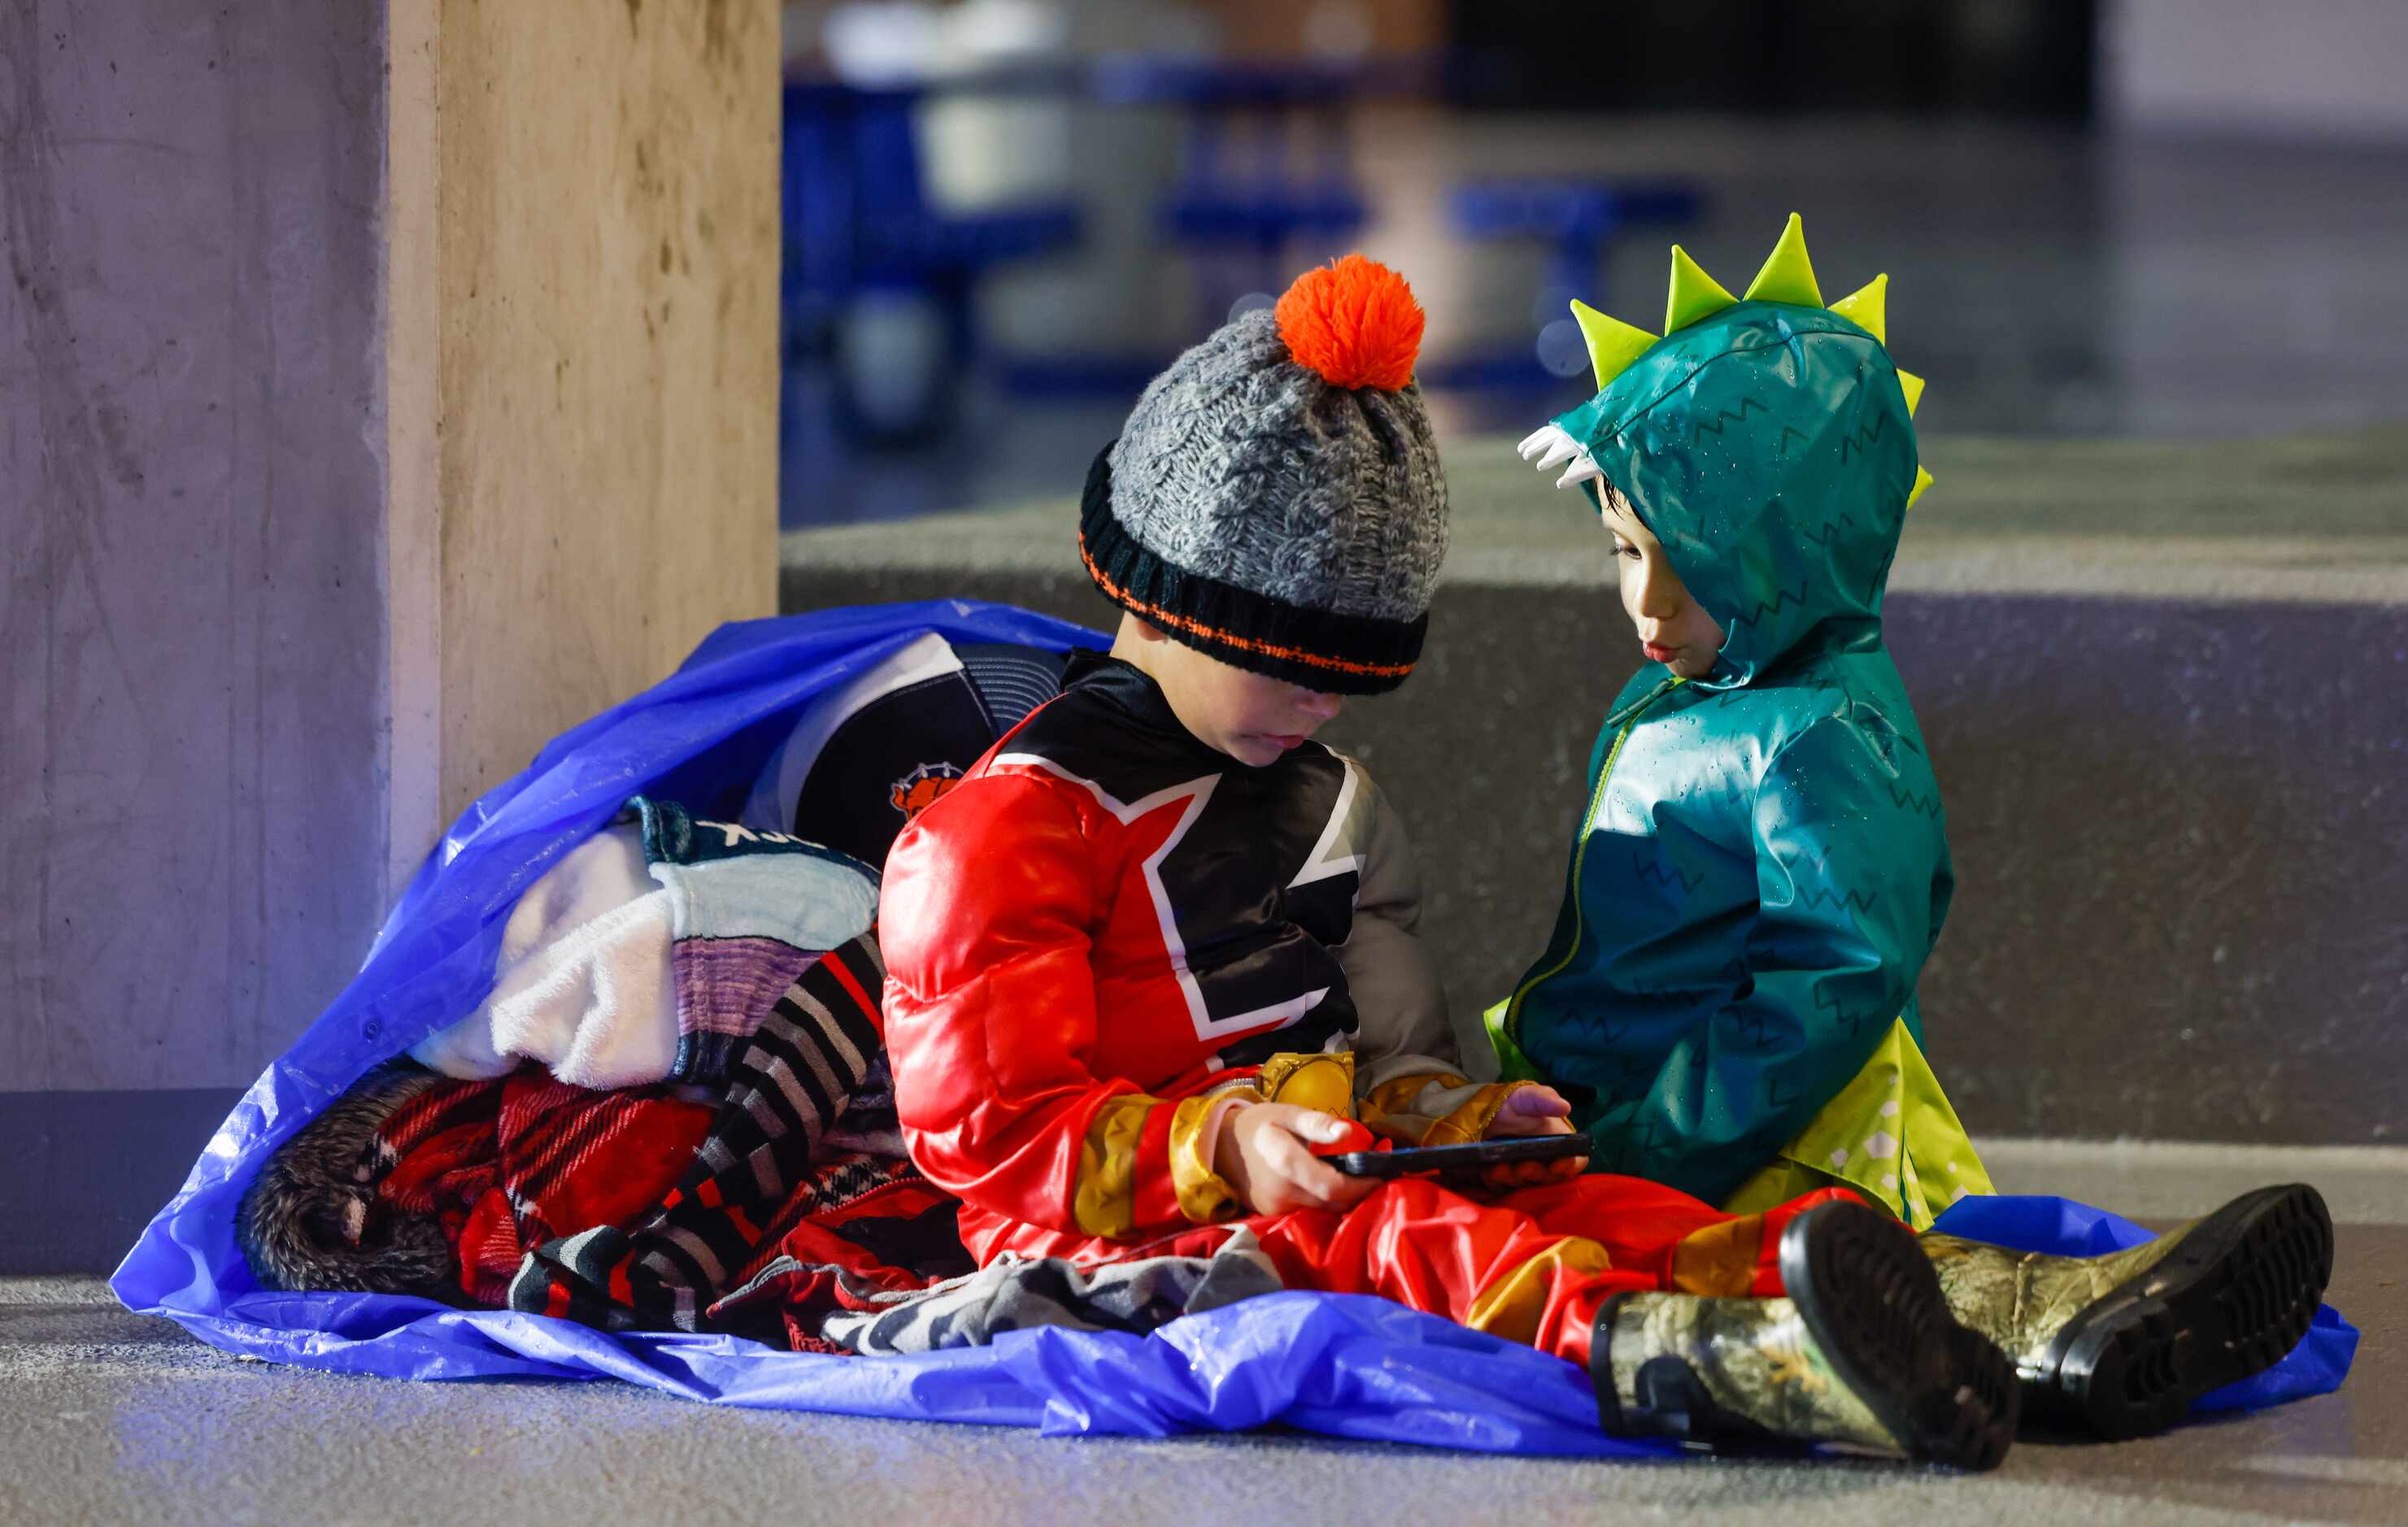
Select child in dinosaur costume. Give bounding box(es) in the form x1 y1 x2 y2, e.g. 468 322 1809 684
1491 215 2334 1437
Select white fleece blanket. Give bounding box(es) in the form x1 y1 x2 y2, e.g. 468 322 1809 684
409 826 682 1090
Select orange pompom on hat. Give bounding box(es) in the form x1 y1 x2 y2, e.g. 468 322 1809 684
1078 254 1448 695
1274 253 1426 392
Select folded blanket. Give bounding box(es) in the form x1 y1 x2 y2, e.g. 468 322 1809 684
405 826 677 1088
409 798 879 1090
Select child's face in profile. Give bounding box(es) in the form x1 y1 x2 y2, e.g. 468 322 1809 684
1600 484 1726 681
1116 616 1346 768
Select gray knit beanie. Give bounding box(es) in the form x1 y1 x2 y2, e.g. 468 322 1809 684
1078 255 1448 694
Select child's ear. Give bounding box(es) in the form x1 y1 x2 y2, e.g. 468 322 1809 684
1121 612 1168 646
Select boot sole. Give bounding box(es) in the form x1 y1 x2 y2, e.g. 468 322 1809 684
2038 1182 2334 1441
1783 1201 2020 1471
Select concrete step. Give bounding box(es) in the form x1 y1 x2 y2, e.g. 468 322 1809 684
782 426 2408 1149
1976 1138 2408 1223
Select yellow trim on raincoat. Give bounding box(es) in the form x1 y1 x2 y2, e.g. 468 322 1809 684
1720 1018 1993 1229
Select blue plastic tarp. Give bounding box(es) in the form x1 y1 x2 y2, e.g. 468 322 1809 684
113 602 2355 1455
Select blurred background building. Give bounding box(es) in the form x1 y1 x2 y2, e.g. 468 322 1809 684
773 0 2408 524
766 0 2408 1175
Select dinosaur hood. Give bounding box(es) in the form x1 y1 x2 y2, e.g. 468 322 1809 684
1523 217 1927 690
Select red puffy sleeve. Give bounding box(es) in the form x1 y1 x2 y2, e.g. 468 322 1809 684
880 772 1245 1242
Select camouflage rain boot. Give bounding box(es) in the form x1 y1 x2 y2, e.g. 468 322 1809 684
1921 1183 2333 1440
1592 1200 2018 1469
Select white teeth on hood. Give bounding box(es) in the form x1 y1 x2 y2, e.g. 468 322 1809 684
1535 438 1583 472
1519 424 1603 489
1517 424 1564 461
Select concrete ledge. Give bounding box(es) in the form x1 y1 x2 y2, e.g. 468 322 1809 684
785 428 2408 600
1976 1138 2408 1225
782 428 2408 1149
0 1089 247 1275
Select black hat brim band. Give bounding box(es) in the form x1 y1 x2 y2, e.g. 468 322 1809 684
1078 446 1427 696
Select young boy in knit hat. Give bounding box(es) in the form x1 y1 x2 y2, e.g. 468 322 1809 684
878 256 2023 1466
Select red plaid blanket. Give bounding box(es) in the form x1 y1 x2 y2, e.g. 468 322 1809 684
365 1069 968 1348
241 935 976 1350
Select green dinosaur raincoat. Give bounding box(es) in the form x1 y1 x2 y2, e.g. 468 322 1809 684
1487 270 1991 1227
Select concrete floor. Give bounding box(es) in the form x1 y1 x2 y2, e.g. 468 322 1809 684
7 1224 2397 1527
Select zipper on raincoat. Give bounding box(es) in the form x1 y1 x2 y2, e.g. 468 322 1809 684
1493 676 1684 1055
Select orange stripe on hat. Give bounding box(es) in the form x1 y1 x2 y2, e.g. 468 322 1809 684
1079 537 1418 681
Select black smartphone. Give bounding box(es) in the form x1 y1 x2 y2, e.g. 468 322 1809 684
1327 1133 1592 1179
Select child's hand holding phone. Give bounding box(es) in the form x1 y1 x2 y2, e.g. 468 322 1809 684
1481 1085 1586 1189
1213 1103 1378 1216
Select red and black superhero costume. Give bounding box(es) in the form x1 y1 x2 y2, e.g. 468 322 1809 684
881 652 1855 1368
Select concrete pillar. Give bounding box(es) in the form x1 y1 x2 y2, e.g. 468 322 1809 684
403 0 779 830
0 0 778 1268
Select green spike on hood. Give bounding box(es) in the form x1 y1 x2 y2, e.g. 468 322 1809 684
1551 301 1918 690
